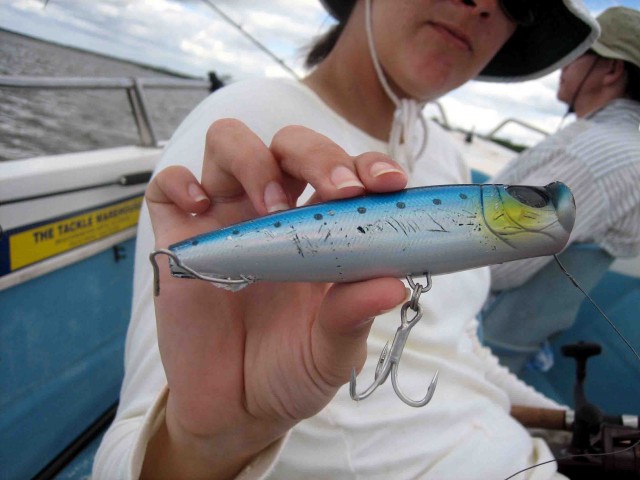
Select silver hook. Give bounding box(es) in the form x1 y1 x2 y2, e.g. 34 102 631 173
350 274 439 407
149 248 253 296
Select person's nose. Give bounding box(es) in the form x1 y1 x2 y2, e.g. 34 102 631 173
459 0 497 19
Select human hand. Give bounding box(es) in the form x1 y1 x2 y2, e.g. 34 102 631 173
142 119 408 479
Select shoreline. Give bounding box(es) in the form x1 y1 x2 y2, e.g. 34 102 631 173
0 27 202 80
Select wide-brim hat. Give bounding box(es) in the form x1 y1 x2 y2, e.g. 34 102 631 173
320 0 600 82
590 7 640 70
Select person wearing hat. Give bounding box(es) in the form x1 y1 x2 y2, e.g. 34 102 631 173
483 7 640 374
93 1 598 479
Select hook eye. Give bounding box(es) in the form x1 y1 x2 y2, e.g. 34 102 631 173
149 248 253 295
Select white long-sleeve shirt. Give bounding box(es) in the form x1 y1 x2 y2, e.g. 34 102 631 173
93 78 563 480
490 99 640 291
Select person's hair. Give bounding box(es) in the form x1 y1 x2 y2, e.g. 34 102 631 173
625 62 640 101
304 22 345 69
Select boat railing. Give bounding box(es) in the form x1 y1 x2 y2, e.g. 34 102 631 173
427 104 549 154
2 76 552 150
0 75 215 148
485 117 550 141
428 101 451 130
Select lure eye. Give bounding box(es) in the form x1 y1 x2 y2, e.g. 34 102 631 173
505 186 549 208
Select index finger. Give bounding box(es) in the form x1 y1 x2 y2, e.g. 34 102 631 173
270 125 408 200
201 120 408 228
201 119 309 227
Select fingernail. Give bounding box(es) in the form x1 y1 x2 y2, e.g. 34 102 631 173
331 166 365 190
370 161 405 178
188 183 209 203
264 181 289 213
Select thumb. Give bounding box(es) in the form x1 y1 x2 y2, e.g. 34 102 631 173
312 277 407 388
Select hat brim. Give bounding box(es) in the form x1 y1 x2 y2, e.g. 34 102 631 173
321 0 600 83
591 40 638 68
477 0 600 82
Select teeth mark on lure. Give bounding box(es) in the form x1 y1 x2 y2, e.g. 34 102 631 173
396 202 406 209
386 220 400 233
314 213 323 220
232 230 240 235
433 199 442 205
292 234 305 257
357 226 366 234
274 221 282 228
393 220 408 236
428 214 447 232
459 193 468 199
191 240 199 246
357 207 367 214
396 218 419 236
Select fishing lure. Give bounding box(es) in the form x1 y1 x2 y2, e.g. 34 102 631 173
150 182 575 408
151 182 575 292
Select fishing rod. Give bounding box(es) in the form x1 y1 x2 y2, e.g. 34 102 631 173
199 0 301 80
41 0 301 79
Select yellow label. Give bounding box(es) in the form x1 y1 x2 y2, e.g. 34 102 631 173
9 196 143 271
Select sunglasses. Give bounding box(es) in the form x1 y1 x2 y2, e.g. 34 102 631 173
499 0 539 27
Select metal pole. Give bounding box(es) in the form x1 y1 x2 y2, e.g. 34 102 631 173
126 78 158 147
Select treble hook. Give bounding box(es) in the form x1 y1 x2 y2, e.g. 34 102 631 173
349 274 439 407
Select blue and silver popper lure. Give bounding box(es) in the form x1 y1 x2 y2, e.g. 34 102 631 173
150 183 575 406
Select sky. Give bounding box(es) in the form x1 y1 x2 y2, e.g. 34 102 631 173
1 0 638 146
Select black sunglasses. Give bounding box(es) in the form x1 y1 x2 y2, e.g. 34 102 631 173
499 0 540 27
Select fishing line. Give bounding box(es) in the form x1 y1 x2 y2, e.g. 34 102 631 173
553 254 640 363
503 438 640 480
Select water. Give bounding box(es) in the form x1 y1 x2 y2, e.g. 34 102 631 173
0 29 209 161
